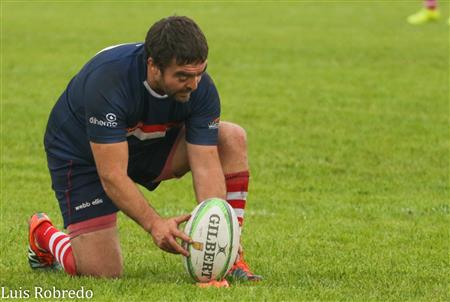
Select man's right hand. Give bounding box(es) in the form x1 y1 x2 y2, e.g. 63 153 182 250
149 214 192 257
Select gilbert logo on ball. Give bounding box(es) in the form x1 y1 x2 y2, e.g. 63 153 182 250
182 198 240 283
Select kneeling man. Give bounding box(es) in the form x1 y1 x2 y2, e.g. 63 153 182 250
28 16 261 286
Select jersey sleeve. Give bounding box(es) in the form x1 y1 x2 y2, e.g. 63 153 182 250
185 74 221 145
83 67 129 144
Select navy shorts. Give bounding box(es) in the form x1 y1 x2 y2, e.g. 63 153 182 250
47 127 183 232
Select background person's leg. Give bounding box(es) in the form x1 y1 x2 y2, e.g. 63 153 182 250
408 0 440 24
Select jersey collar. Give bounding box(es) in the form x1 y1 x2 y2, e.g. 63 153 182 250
143 80 168 99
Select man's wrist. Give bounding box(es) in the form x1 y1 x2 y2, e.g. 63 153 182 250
141 210 161 233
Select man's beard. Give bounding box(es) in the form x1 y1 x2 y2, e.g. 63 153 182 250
167 88 192 102
155 77 192 102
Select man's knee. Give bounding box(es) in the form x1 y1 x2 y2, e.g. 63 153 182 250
71 226 123 278
219 122 248 151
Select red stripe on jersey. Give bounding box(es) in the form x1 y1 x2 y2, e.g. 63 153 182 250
139 124 167 133
127 122 182 133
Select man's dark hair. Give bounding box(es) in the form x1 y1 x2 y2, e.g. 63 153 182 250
145 16 208 70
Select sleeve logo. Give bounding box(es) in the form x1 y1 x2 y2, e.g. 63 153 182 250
208 117 220 130
106 113 117 122
89 113 118 128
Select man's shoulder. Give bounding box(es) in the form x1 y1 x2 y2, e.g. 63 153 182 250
76 43 145 94
81 43 145 78
93 43 144 63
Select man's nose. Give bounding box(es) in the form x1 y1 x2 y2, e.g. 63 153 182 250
186 76 200 91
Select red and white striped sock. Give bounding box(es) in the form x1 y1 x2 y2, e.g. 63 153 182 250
225 171 249 228
35 222 77 275
425 0 437 10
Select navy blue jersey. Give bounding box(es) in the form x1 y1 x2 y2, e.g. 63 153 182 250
44 43 220 165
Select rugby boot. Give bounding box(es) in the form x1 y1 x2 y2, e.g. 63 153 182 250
28 212 59 270
407 9 440 25
227 250 263 282
196 279 230 288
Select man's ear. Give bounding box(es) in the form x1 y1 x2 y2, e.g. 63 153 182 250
147 58 161 78
147 57 156 71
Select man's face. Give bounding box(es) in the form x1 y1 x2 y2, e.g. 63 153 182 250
148 59 208 102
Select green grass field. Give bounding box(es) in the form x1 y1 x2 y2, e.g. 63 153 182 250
1 1 448 301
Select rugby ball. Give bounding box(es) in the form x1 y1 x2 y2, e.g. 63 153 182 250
182 198 240 283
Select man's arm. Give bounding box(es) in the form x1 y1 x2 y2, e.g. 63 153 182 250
186 142 226 201
90 141 191 256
